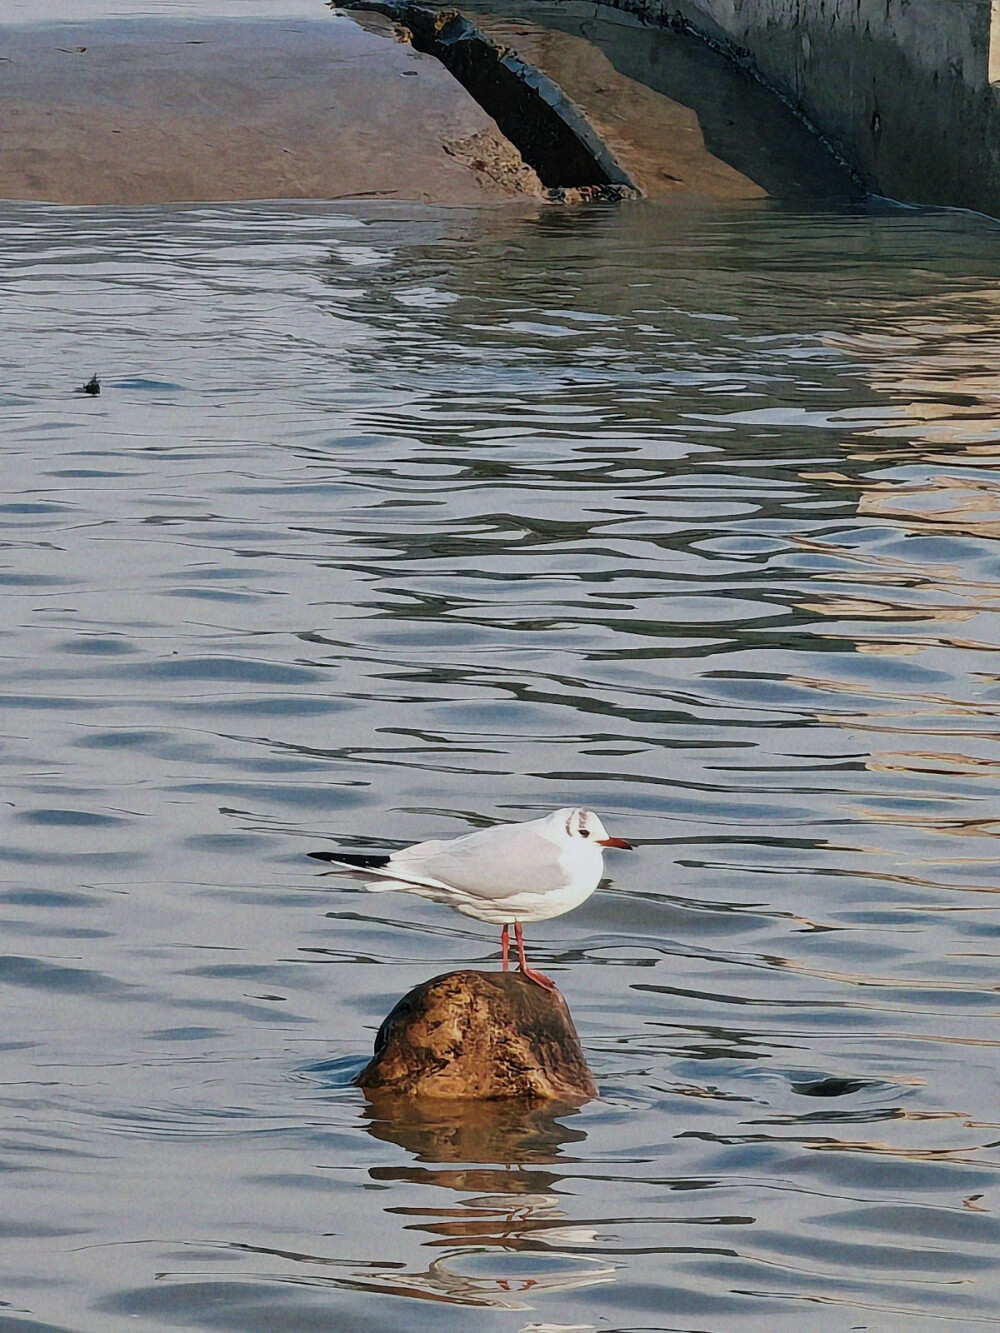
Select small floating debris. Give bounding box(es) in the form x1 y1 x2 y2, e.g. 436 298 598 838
791 1076 872 1098
76 373 100 396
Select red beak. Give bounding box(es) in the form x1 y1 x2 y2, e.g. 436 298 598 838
598 836 633 850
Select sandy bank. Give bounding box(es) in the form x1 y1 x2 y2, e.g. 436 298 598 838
0 13 543 206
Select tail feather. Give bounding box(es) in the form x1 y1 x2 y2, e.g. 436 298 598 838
307 850 455 899
308 851 392 869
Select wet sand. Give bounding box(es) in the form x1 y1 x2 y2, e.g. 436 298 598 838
0 13 543 205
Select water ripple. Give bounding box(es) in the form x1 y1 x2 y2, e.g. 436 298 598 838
2 197 1000 1330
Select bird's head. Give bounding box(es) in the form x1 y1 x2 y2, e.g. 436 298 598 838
560 807 632 850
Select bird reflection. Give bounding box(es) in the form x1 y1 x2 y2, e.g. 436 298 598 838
347 1096 615 1308
336 1246 614 1310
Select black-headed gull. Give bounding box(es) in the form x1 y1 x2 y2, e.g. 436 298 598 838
308 806 632 988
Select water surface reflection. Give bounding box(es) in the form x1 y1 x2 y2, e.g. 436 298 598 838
2 198 1000 1332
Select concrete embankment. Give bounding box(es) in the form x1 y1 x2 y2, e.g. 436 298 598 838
615 0 1000 216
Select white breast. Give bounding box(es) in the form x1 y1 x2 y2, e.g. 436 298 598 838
456 838 604 924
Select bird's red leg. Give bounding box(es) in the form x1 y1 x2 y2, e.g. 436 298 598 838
514 921 556 990
500 923 510 971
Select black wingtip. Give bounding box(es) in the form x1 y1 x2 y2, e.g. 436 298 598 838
308 850 392 868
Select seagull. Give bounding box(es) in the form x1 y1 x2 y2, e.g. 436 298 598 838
308 807 632 988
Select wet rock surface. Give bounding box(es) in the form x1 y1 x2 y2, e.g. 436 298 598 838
358 969 598 1103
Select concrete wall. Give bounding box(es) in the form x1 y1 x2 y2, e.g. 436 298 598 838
607 0 1000 215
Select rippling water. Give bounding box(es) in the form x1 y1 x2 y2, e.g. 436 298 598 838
4 196 1000 1333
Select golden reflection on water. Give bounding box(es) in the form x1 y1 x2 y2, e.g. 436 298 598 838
797 596 978 622
798 305 1000 757
825 297 1000 452
787 531 961 583
784 374 1000 874
859 476 1000 541
867 751 1000 776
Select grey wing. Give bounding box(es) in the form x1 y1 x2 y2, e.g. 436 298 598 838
388 823 569 900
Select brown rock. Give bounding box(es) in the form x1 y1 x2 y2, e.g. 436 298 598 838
357 969 597 1103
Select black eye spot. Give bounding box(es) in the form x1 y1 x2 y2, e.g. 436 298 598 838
580 828 590 838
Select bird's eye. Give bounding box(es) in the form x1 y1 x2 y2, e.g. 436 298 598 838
580 828 590 838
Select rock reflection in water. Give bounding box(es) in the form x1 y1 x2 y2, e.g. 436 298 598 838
363 1092 587 1163
350 1098 613 1308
